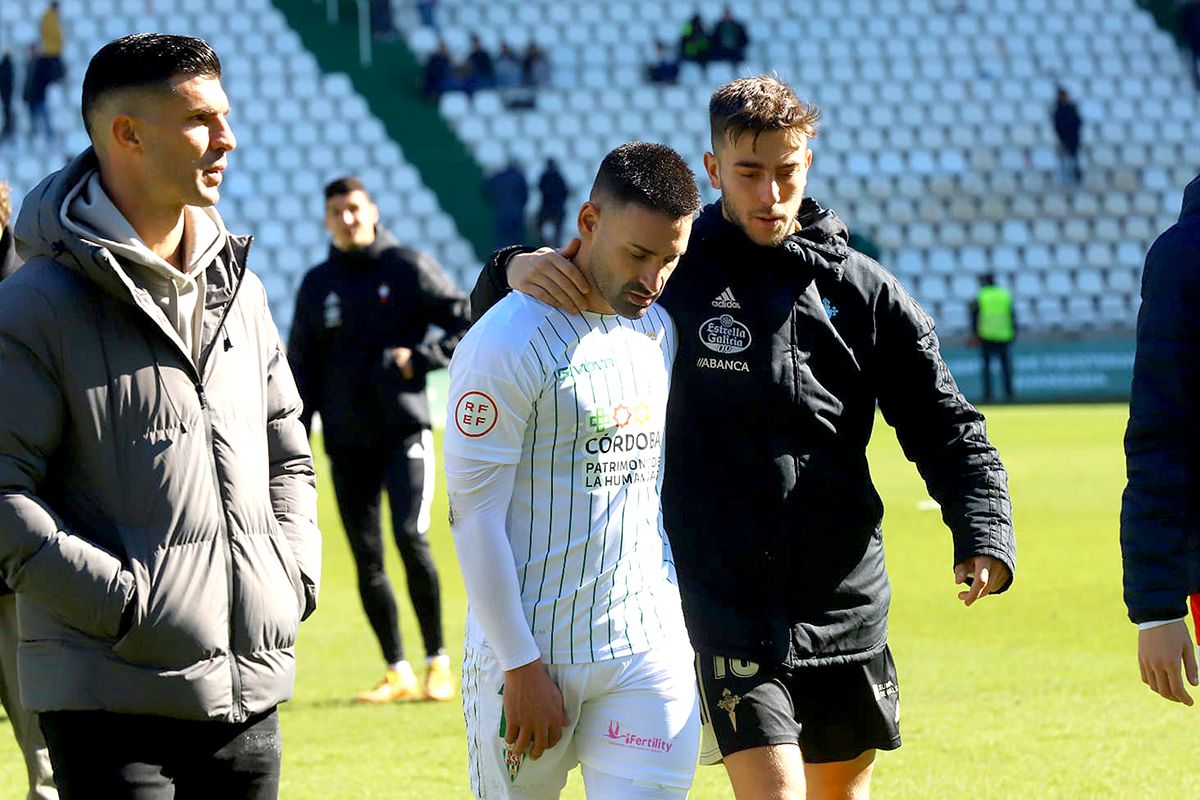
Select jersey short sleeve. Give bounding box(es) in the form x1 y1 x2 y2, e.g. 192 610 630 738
444 298 547 465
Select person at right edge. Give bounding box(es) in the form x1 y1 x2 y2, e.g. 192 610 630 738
288 176 471 703
1121 173 1200 707
471 76 1016 800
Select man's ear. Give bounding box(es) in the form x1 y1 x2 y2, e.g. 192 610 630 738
110 114 142 154
703 151 721 191
577 201 601 241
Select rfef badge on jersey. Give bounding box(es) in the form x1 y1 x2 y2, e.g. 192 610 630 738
454 390 499 437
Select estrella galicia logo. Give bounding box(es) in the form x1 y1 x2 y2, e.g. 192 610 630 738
699 314 752 355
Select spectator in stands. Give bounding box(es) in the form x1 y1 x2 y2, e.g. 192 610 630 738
0 49 13 143
23 43 52 142
535 157 568 244
416 0 438 30
710 6 749 63
484 158 528 249
288 176 469 706
1121 172 1200 706
0 183 56 800
647 40 680 84
38 3 65 90
464 34 495 93
370 0 398 40
0 33 320 798
680 13 711 63
1052 87 1082 185
493 42 521 89
970 273 1016 403
421 40 452 98
521 42 550 88
1180 0 1200 90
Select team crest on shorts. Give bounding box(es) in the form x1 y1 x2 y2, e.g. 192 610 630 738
503 745 525 782
717 688 742 732
498 686 525 782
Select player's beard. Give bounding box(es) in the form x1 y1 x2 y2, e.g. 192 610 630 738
722 196 797 248
580 252 657 320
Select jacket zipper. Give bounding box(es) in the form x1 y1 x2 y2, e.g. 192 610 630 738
193 241 250 723
195 382 244 722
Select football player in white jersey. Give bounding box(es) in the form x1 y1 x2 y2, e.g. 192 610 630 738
444 142 702 799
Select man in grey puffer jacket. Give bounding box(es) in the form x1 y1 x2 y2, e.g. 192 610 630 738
0 34 320 799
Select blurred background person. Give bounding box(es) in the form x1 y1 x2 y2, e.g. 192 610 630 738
534 157 567 245
288 177 471 704
1053 86 1082 185
483 157 528 249
970 272 1017 403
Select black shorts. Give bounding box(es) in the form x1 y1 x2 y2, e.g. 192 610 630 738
696 646 902 765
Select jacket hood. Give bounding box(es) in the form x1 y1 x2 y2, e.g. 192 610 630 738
693 197 851 277
14 148 249 309
325 225 402 265
1180 174 1200 222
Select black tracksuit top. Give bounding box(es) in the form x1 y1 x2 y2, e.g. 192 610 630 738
474 200 1016 668
288 227 471 450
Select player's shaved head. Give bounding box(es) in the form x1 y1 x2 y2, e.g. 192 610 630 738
590 142 701 220
82 33 222 140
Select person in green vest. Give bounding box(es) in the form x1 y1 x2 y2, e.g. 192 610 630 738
970 272 1016 402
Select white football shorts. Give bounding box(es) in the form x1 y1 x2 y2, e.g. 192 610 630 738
462 639 699 799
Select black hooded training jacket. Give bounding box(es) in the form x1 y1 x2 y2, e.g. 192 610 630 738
288 227 471 450
473 199 1015 667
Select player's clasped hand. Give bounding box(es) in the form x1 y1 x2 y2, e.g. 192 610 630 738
1138 621 1199 706
502 659 569 760
509 238 588 314
953 555 1011 606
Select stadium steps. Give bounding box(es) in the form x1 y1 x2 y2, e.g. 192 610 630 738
269 0 493 261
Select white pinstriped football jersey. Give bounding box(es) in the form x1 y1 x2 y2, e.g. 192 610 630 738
445 292 688 664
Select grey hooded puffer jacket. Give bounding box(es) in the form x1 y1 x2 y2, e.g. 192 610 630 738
0 150 321 722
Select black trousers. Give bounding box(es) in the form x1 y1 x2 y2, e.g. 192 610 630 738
980 340 1014 402
40 707 280 799
328 431 444 664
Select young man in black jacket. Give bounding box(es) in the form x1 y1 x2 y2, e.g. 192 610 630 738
471 76 1015 799
1121 173 1200 707
288 177 471 703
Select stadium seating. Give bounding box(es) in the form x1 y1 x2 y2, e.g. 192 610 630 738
0 0 480 334
395 0 1196 335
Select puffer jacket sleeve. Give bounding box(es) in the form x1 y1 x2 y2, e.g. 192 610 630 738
872 272 1016 589
0 275 134 637
1120 225 1200 623
260 286 322 620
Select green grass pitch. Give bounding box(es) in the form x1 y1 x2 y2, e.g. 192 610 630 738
2 403 1195 798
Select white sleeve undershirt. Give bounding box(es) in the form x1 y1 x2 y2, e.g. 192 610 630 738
444 452 541 671
1137 616 1187 631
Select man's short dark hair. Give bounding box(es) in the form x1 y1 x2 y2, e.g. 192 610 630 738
323 176 369 201
709 75 820 150
81 33 221 138
590 142 700 219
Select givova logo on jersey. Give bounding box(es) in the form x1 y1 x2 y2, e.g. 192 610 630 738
699 314 752 354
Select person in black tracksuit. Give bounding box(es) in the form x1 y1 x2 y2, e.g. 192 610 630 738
288 177 471 702
1121 173 1200 706
472 76 1015 799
